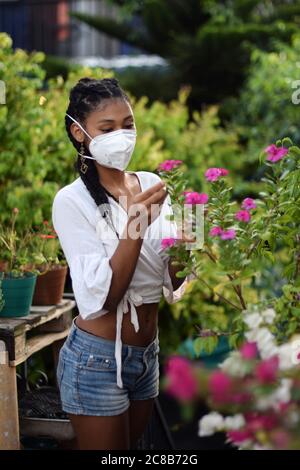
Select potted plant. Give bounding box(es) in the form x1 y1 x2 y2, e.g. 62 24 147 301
0 208 37 317
31 220 68 306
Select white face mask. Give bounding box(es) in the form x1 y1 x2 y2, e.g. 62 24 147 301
66 113 137 171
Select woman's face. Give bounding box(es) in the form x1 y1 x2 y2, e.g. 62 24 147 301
71 98 136 148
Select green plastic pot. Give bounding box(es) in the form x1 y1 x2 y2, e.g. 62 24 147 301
0 272 37 318
177 336 232 369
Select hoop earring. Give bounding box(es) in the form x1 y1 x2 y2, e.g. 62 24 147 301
80 142 88 174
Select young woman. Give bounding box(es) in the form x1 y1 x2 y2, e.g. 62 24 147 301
52 77 192 450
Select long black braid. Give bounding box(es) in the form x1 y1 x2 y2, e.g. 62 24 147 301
65 77 131 226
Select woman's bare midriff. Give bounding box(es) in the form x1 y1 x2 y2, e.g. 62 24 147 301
75 302 159 347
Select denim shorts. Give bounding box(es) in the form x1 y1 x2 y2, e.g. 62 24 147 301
56 317 160 416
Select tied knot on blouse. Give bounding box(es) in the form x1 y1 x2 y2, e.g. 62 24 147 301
115 288 144 388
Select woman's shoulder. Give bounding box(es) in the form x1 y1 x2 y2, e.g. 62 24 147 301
53 177 91 204
52 177 94 217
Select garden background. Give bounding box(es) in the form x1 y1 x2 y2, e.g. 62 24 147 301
0 0 300 450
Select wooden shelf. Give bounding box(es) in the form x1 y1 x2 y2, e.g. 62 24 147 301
11 326 71 367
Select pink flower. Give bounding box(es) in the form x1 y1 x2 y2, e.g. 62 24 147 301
231 392 253 404
13 207 19 214
265 144 288 163
240 342 258 360
209 226 223 237
165 356 199 401
161 237 177 249
227 429 252 445
158 159 182 171
204 167 229 182
184 191 209 205
241 198 256 211
255 356 279 384
272 430 290 449
245 413 278 432
235 210 251 223
220 229 236 240
208 371 232 403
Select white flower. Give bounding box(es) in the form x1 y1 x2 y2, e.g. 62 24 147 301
224 414 245 431
277 343 294 370
290 339 300 366
198 412 224 437
246 327 278 359
256 378 292 411
277 339 300 370
261 308 276 324
275 378 292 404
243 312 263 329
220 351 249 377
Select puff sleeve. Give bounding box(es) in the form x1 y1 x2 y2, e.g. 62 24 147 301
52 189 113 320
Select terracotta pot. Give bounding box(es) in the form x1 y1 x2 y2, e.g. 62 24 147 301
0 260 9 272
32 264 68 306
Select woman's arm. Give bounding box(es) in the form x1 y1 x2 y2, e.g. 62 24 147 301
103 182 167 311
102 215 143 311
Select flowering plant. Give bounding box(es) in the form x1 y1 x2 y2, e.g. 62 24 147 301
30 220 66 274
157 138 300 353
163 306 300 450
0 208 37 277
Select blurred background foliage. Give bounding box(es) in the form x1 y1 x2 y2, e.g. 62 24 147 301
69 0 300 110
1 0 300 359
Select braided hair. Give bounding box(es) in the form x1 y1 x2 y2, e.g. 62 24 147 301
65 77 131 217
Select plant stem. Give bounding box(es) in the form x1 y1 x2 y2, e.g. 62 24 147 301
192 268 242 312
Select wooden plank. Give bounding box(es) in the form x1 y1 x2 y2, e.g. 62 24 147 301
0 299 74 334
11 327 71 367
0 300 76 362
36 310 73 333
0 347 19 450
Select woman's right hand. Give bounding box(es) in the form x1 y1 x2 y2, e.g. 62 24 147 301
128 180 168 232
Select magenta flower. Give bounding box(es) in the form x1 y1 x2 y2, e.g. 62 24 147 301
220 229 236 240
241 198 256 211
208 371 232 404
265 144 288 163
165 356 199 401
227 429 252 445
184 191 209 205
246 413 278 432
209 226 223 237
272 430 290 449
255 356 279 384
204 167 229 182
240 342 258 360
158 159 183 171
161 237 177 249
235 210 251 223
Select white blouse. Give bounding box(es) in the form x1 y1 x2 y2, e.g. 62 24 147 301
52 170 193 388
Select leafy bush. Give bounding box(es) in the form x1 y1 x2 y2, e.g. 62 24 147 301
224 35 300 154
0 33 246 230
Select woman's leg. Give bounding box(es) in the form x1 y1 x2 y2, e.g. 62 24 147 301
68 408 130 450
129 398 155 449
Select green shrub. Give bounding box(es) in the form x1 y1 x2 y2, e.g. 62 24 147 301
0 33 249 229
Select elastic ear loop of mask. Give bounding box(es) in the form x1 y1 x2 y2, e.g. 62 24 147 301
66 113 96 160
